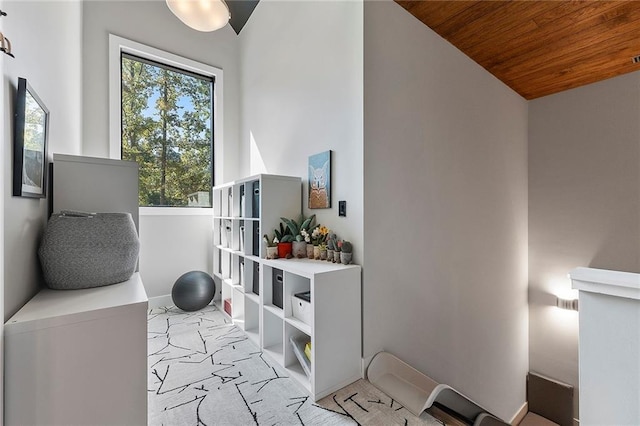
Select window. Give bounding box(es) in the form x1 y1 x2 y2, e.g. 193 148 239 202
109 35 223 210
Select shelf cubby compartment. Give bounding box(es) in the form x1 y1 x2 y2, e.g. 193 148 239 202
246 179 260 219
238 220 245 253
244 296 260 346
284 272 310 320
220 274 233 318
219 250 231 280
213 219 222 246
243 258 260 296
213 247 221 278
220 219 232 249
232 285 245 328
285 323 312 393
261 264 283 313
231 254 243 287
225 185 233 217
212 187 223 216
262 308 284 365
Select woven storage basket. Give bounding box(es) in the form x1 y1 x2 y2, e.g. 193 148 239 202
38 212 140 290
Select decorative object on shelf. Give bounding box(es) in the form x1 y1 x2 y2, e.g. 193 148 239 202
281 214 316 259
292 241 307 258
171 270 216 312
306 243 315 259
39 211 140 290
263 234 279 259
340 241 353 265
274 222 293 243
326 234 337 262
318 243 327 260
13 77 49 198
311 225 328 259
277 241 293 259
308 150 331 209
274 222 293 258
333 243 341 264
166 0 230 32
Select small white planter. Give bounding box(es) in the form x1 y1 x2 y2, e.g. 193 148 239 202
266 246 278 259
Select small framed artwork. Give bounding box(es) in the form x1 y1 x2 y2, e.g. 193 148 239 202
13 77 49 198
308 150 331 209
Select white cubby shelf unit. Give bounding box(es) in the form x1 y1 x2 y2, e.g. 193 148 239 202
212 174 301 345
261 258 362 400
212 174 363 400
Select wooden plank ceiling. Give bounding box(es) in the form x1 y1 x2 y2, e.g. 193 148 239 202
395 0 640 99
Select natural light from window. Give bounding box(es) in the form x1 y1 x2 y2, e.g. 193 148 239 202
120 54 213 208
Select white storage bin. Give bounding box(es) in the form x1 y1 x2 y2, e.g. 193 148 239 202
292 291 311 325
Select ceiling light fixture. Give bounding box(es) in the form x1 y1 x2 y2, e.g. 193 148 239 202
166 0 231 32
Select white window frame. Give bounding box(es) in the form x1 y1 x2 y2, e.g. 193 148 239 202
108 34 223 215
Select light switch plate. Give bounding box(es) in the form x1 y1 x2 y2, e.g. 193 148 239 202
338 201 346 217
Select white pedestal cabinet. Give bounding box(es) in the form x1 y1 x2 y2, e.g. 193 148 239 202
212 175 362 400
4 273 148 426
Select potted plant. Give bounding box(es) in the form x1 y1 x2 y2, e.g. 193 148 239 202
311 225 328 259
274 222 293 258
333 239 342 263
340 241 353 264
281 214 316 258
326 234 336 262
318 242 328 260
263 234 279 259
302 228 315 258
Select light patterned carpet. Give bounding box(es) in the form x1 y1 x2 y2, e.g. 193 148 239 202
148 305 441 425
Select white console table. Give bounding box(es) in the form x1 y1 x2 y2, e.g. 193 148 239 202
570 267 640 425
4 273 148 426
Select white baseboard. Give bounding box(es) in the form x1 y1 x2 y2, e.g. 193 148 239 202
148 294 173 309
361 353 375 378
510 401 528 425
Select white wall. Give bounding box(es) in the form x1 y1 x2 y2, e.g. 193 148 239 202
81 1 241 298
363 2 529 421
239 0 364 261
528 70 640 418
0 0 5 416
3 0 82 320
139 213 213 299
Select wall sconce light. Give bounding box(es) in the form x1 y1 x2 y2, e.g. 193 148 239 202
556 296 579 311
0 10 14 58
0 31 14 58
166 0 230 32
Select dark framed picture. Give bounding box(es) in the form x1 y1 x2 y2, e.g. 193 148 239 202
308 150 331 209
13 77 49 198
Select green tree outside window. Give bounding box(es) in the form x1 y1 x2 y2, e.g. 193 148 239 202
121 54 213 207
